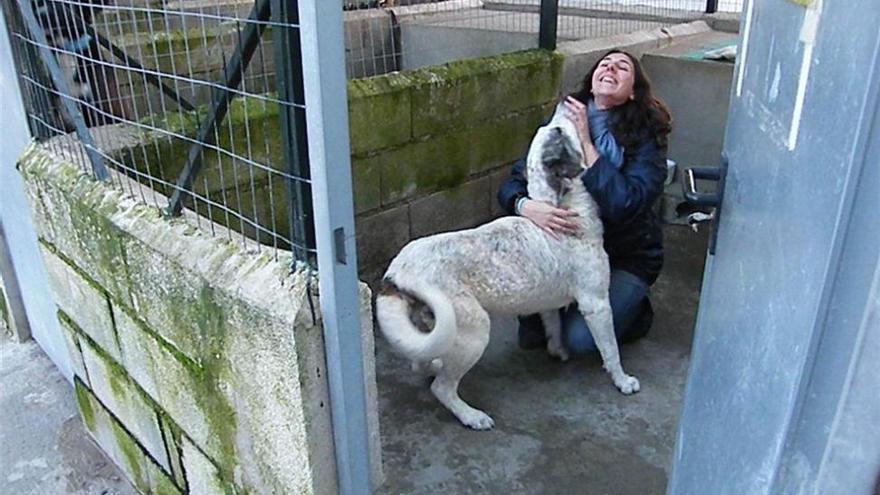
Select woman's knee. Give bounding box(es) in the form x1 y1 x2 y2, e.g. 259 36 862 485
565 330 597 355
562 307 597 355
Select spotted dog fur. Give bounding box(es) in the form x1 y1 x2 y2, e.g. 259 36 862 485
376 103 639 430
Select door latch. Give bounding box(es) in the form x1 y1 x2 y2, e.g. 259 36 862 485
680 153 728 255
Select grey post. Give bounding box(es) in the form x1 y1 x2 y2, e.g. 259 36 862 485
705 0 719 14
297 1 372 494
539 0 559 51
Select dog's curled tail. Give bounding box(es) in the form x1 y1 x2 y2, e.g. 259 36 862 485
375 278 456 362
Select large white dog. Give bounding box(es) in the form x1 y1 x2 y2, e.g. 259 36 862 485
375 104 639 430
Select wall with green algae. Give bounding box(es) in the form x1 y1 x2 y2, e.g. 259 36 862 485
18 143 382 494
112 49 562 283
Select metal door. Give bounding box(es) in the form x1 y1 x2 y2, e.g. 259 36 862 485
669 1 880 494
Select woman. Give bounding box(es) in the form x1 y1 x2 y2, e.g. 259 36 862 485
497 49 672 356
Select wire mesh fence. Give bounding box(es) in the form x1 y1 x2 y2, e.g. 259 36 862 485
343 0 743 75
3 0 740 264
4 0 315 261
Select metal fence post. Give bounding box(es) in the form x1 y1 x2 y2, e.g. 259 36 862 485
272 0 316 261
539 0 559 51
706 0 719 14
297 2 372 494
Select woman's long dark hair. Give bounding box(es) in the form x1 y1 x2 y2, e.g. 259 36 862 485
571 49 672 151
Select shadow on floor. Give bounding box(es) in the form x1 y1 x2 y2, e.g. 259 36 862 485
0 335 136 495
375 224 709 494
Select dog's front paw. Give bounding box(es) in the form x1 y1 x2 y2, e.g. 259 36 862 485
546 339 570 362
461 410 495 430
614 374 640 395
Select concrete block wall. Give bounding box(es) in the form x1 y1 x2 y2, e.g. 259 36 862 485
347 49 562 282
18 144 382 494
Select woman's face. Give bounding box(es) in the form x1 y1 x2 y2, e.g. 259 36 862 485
590 53 636 109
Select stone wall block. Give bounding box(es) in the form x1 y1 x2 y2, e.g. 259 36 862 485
40 246 121 361
22 170 132 307
489 166 516 219
129 97 283 197
121 237 225 364
220 291 330 495
79 337 171 472
464 104 552 175
114 285 334 495
352 155 383 214
348 76 413 155
74 380 183 495
379 106 547 205
181 437 233 495
355 204 410 271
204 176 290 249
159 415 188 490
57 315 89 385
410 175 493 238
112 304 223 469
410 51 562 137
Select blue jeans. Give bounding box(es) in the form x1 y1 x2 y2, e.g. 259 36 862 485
561 270 649 356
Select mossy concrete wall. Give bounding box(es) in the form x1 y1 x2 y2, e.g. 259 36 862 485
112 49 562 284
349 49 561 282
18 143 382 494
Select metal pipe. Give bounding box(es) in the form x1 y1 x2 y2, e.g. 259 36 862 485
271 0 315 261
538 0 559 51
706 0 719 14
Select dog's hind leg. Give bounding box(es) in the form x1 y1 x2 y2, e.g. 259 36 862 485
540 310 569 361
430 297 494 430
576 295 640 395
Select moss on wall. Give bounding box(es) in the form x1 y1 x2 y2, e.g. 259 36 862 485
19 144 337 494
75 378 97 431
105 49 562 277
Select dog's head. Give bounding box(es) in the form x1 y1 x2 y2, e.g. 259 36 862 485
525 103 587 204
542 126 584 185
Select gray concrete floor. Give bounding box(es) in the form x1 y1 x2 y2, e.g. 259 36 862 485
0 225 706 495
0 335 136 495
375 224 709 494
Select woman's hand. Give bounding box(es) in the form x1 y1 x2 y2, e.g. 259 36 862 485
564 96 600 168
520 199 579 239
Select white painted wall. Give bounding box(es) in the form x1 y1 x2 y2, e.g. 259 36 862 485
0 10 72 381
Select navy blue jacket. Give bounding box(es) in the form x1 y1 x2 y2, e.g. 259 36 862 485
497 123 667 285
